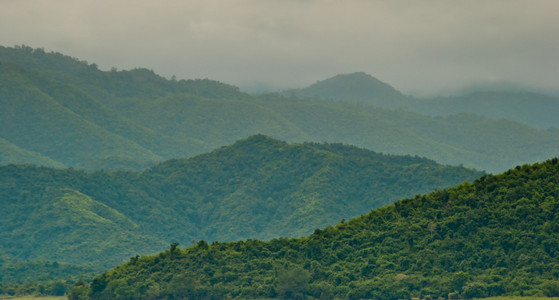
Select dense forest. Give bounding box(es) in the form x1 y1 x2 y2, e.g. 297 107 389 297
0 135 483 293
2 45 559 298
2 46 559 172
75 158 559 299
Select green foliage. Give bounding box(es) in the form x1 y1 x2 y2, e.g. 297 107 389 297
0 136 482 288
0 259 87 297
85 158 559 299
2 46 559 173
276 266 311 299
0 137 64 168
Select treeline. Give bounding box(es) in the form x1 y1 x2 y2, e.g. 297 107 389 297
77 158 559 299
0 279 71 297
0 257 97 297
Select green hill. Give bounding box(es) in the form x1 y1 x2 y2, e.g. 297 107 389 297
0 59 162 170
261 97 559 172
288 72 408 108
0 136 482 282
82 158 559 299
0 137 64 168
2 45 559 173
139 135 482 241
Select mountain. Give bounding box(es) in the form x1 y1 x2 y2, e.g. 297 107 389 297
2 45 559 173
0 58 163 170
288 72 409 108
409 91 559 129
82 158 559 299
0 136 64 168
139 135 482 240
0 136 482 281
288 72 559 130
261 97 559 173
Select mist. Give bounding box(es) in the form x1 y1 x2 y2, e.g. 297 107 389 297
1 0 558 96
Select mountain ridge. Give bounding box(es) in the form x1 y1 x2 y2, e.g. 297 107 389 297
83 157 559 299
0 135 483 277
2 45 559 173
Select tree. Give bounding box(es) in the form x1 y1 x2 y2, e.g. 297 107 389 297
276 266 311 299
428 222 437 238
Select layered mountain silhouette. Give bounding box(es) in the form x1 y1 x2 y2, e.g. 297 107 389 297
2 46 559 173
84 158 559 299
0 135 482 275
289 71 559 129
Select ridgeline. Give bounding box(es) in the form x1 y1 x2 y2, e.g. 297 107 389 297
80 158 559 299
0 136 482 288
2 46 559 173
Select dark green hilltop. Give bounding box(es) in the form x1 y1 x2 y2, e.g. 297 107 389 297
78 158 559 299
2 46 559 173
0 136 482 288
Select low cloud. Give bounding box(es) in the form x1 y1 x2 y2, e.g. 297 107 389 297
1 0 557 95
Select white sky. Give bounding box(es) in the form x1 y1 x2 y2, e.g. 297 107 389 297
1 0 558 95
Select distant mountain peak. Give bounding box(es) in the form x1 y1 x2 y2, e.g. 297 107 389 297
214 134 287 153
291 72 407 108
309 72 399 93
323 71 386 82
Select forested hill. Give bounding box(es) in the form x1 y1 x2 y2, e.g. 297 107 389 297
0 135 483 274
2 45 559 173
0 45 241 170
287 72 408 108
81 158 559 300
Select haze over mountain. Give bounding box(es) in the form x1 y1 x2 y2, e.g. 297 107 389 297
411 91 559 129
287 72 408 109
2 1 558 96
2 1 558 298
81 158 559 299
0 136 482 284
291 72 559 129
2 46 559 173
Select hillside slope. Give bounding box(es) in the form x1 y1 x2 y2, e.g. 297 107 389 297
290 71 559 130
85 158 559 299
0 136 482 272
0 137 65 168
2 46 559 173
410 91 559 129
263 97 559 172
139 135 483 240
0 59 163 170
288 72 408 108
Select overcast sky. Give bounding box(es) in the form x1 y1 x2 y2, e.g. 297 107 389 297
1 0 558 96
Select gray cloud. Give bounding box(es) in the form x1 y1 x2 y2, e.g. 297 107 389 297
1 0 558 96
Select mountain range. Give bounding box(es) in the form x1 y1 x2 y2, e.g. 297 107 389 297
0 135 482 280
291 72 559 129
81 158 559 299
2 45 559 173
2 45 559 298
